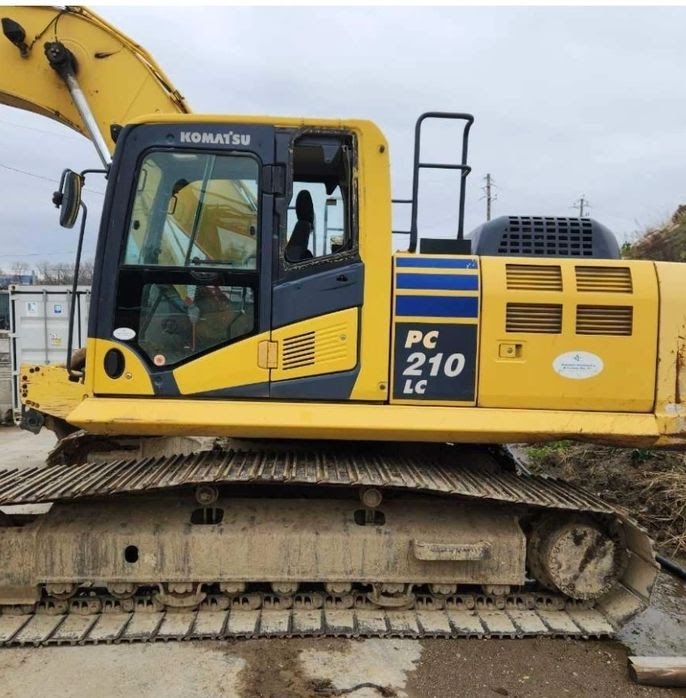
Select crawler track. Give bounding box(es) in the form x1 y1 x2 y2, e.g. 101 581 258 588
0 445 659 646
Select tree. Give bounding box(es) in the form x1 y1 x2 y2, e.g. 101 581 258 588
34 259 94 286
10 261 30 277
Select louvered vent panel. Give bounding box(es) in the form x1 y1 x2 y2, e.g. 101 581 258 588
576 306 633 335
575 266 632 293
506 264 563 291
506 304 562 333
281 331 316 370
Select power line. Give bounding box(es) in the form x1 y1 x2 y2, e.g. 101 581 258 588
0 118 83 142
0 250 80 258
0 162 104 196
0 162 59 185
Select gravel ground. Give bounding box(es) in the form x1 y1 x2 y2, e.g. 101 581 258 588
0 426 684 697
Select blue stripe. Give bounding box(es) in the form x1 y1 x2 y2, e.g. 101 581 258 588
396 273 479 291
396 257 478 269
395 295 479 318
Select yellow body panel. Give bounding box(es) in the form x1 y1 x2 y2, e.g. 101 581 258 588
173 332 269 395
271 309 358 382
348 123 392 401
653 262 686 436
478 257 658 411
0 6 188 149
90 339 154 396
67 396 678 447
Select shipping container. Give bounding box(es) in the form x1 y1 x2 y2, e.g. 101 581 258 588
0 330 11 423
8 286 90 422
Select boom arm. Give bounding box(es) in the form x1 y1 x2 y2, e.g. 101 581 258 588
0 5 190 156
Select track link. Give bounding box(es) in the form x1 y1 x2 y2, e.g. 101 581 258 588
0 605 617 646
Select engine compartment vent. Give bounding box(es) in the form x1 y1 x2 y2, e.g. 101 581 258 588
575 266 633 293
506 264 563 291
281 331 316 370
506 303 562 334
469 216 620 259
499 217 593 256
576 305 633 336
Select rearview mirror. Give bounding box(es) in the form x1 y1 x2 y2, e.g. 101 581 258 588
52 169 82 229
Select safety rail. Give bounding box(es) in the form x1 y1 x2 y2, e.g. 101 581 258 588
393 112 474 254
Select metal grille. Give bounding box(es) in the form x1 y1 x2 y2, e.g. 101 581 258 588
506 304 562 334
281 332 316 370
576 306 633 336
497 217 594 256
506 264 563 291
575 266 633 293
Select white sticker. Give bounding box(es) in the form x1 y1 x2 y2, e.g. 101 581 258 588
49 333 63 348
553 351 604 380
113 327 136 341
53 304 63 315
26 301 38 316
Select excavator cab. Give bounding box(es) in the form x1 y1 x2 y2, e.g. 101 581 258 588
82 122 376 401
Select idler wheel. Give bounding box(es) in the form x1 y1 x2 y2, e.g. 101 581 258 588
528 516 626 600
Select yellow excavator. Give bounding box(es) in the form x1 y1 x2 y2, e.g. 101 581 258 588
0 6 684 646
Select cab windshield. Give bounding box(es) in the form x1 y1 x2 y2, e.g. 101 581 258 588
123 150 259 269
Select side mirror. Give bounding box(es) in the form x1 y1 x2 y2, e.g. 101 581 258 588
52 169 82 229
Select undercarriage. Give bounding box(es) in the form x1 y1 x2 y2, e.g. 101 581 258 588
0 443 658 646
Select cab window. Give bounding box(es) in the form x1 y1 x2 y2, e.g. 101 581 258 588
123 151 259 270
284 135 355 264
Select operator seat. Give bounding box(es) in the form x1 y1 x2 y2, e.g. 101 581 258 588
285 190 314 262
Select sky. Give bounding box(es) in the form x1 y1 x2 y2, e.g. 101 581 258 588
1 5 686 269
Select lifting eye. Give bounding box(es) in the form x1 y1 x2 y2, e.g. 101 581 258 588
104 348 125 379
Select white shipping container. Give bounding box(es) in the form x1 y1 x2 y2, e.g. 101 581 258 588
0 331 11 423
9 286 90 421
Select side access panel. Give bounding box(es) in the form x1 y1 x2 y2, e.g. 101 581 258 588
269 265 363 399
478 257 658 411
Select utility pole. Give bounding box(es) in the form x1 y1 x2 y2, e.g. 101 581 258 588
572 194 590 217
481 173 497 221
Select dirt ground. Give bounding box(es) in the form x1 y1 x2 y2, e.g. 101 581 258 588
0 426 684 698
0 637 683 698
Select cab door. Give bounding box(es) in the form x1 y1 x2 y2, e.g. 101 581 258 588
90 122 277 398
268 130 364 400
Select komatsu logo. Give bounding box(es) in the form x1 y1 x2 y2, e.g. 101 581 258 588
180 131 251 146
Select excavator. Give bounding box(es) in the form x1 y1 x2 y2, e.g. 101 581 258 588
0 5 684 646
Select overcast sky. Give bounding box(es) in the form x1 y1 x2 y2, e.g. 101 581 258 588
1 5 685 268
